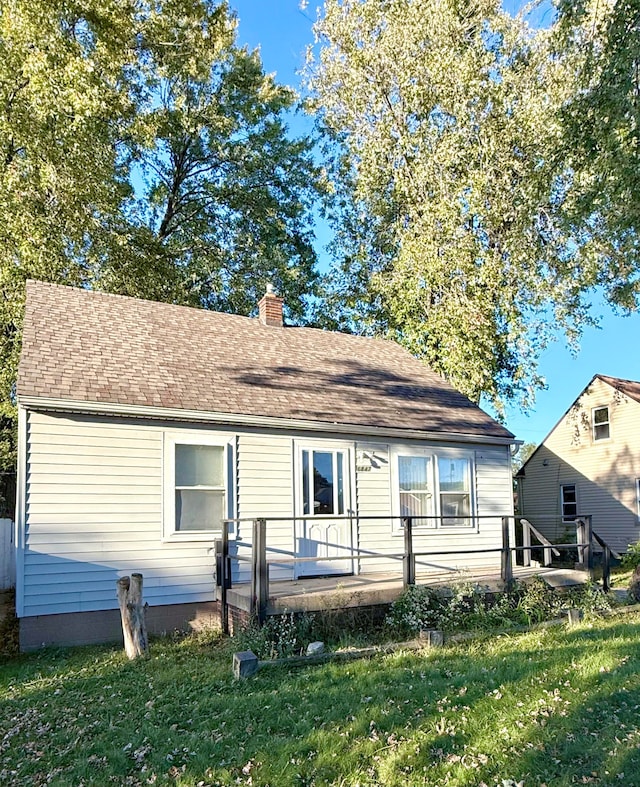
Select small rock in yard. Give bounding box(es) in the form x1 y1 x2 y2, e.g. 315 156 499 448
306 641 325 656
233 650 259 679
419 629 444 647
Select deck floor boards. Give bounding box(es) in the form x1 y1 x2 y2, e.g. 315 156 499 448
225 566 589 615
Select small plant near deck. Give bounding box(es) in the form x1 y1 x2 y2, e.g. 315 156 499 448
621 540 640 570
516 576 559 624
387 576 616 636
384 584 445 636
237 612 315 660
564 580 614 615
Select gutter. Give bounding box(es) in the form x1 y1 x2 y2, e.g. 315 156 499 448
18 395 518 447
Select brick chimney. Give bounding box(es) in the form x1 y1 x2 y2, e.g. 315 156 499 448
258 283 284 327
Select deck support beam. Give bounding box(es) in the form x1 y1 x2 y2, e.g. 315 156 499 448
216 521 232 635
403 517 415 588
501 516 513 588
251 518 268 626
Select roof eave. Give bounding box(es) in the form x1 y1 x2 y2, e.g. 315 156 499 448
18 395 516 446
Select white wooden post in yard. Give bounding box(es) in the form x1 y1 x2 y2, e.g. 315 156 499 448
0 519 15 590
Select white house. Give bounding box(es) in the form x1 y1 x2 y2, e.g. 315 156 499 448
15 281 516 648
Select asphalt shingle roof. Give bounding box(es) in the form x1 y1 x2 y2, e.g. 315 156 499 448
17 281 514 440
597 374 640 405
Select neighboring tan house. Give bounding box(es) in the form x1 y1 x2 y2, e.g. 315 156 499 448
15 281 516 649
516 374 640 554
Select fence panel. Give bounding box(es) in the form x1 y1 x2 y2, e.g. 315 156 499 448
0 518 15 590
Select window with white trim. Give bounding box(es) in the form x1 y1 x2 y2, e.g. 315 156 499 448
398 455 433 523
437 456 472 526
636 479 640 523
164 434 233 540
592 406 610 441
393 448 475 529
560 483 577 522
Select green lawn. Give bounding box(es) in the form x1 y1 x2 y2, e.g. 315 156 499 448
2 613 640 787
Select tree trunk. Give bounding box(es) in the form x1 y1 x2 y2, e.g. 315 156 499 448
116 573 148 659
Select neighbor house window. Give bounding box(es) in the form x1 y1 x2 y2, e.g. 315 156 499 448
561 484 577 522
301 449 345 516
636 479 640 523
164 434 232 539
592 406 610 441
437 456 472 526
394 450 474 529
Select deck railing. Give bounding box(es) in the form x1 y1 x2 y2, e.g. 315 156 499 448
213 513 608 632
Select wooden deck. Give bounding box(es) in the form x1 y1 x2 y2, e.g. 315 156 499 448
225 565 590 616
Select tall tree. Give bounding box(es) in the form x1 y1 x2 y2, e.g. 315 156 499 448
0 0 321 469
553 0 640 309
306 0 638 413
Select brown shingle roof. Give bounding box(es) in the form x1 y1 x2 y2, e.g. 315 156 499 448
597 374 640 405
17 281 513 440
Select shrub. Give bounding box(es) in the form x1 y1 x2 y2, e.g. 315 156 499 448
621 540 640 571
386 575 614 638
516 576 560 624
384 584 445 636
236 612 315 660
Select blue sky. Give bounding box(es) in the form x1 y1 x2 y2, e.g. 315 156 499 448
230 0 640 447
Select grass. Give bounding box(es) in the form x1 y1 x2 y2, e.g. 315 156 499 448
2 611 640 786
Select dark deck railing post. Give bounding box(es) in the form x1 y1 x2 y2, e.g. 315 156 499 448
576 516 593 575
216 521 231 635
584 515 593 576
251 518 268 626
403 516 415 588
602 543 611 593
501 516 513 587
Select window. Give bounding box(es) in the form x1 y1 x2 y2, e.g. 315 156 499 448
636 479 640 523
561 484 577 522
398 455 433 523
164 434 232 540
301 449 345 516
437 456 472 526
592 406 610 441
393 449 475 529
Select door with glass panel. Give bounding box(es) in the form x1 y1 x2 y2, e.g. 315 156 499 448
295 447 353 577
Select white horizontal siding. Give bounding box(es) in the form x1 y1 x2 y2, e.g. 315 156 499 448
354 442 512 575
20 410 514 618
22 411 217 617
355 443 397 573
236 433 294 582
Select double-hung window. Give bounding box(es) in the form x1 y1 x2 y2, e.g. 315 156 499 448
437 456 472 526
398 455 433 524
592 406 610 441
394 449 475 530
164 433 233 540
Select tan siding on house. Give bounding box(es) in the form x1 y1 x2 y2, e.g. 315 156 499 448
520 377 640 553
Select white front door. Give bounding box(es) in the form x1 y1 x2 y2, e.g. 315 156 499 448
295 446 353 578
